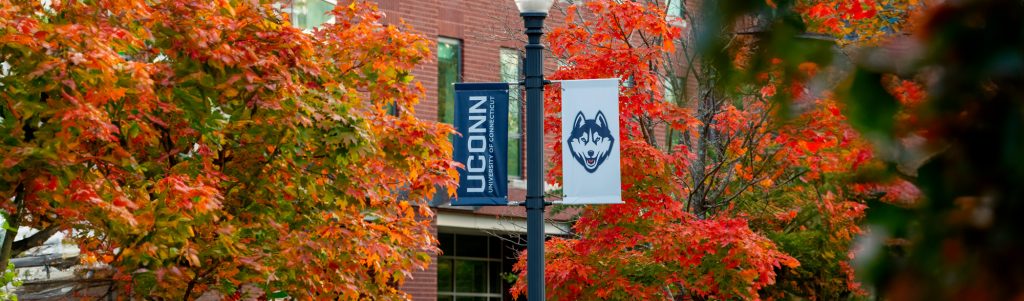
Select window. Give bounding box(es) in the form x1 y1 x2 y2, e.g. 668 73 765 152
666 0 688 28
664 76 686 104
667 0 684 18
437 37 462 124
665 76 687 146
438 233 511 301
500 48 523 178
386 102 398 116
289 0 336 30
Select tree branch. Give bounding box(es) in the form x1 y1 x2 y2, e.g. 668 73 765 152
10 223 61 256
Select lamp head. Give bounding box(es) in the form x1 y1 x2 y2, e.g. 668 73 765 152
515 0 555 14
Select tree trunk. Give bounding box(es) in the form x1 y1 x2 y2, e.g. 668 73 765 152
0 183 26 271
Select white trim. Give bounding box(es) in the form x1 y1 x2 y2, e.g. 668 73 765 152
437 211 570 235
508 178 527 190
438 36 462 46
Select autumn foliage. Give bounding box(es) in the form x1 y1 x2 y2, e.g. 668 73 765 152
0 0 455 299
797 0 916 44
511 0 922 299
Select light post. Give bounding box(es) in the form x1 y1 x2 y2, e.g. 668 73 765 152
515 0 554 300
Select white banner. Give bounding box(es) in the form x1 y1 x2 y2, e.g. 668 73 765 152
561 79 623 204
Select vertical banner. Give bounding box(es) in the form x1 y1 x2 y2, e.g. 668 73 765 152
561 79 623 204
453 83 509 206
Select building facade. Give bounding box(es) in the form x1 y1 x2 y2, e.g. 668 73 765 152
290 0 575 300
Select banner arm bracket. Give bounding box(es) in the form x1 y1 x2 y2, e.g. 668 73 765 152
516 80 553 86
508 200 556 206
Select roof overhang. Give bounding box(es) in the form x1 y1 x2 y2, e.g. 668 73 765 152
437 211 571 236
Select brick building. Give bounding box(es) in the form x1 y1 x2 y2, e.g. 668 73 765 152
290 1 575 300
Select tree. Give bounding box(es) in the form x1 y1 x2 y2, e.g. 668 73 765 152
0 0 456 299
511 0 919 299
837 0 1024 299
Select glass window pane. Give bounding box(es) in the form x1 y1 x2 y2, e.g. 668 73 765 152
290 1 305 27
455 297 487 301
438 295 455 301
438 259 454 292
291 0 335 30
489 235 502 259
455 260 488 293
664 76 687 104
490 261 501 294
667 0 683 18
500 48 522 178
437 38 461 124
508 134 520 178
307 0 334 28
386 102 398 116
439 232 454 256
455 234 488 258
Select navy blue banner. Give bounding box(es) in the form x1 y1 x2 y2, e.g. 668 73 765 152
452 83 509 206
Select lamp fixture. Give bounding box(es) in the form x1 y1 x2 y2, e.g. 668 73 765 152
515 0 555 14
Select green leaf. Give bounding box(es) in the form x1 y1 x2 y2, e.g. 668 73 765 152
0 220 15 232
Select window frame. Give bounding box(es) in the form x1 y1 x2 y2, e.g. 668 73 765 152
437 37 463 125
437 233 507 300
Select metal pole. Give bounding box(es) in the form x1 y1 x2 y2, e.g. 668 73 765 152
522 11 547 301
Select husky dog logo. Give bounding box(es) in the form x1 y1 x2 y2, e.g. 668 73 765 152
567 111 615 173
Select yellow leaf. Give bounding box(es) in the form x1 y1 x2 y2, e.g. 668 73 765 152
739 269 758 282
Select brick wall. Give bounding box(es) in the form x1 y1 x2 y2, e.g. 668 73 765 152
401 214 438 300
374 1 568 300
377 0 566 183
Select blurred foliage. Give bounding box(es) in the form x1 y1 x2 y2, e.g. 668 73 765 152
846 1 1024 299
711 0 1024 299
